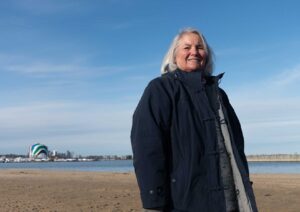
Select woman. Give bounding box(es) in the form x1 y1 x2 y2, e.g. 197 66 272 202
131 28 258 212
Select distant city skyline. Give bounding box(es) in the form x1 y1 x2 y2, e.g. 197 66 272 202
0 1 300 155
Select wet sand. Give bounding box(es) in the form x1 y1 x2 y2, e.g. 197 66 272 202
0 170 299 211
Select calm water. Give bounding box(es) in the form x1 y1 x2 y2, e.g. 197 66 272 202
0 160 300 174
0 160 134 172
248 161 300 174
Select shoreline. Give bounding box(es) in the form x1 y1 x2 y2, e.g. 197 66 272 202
1 158 300 164
247 159 300 162
0 170 299 211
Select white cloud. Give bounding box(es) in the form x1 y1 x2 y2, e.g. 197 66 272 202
6 63 83 74
215 46 266 57
0 101 133 131
0 101 135 154
0 53 158 78
228 64 300 153
0 53 135 78
271 64 300 86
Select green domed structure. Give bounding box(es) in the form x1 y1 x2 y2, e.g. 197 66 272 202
29 143 48 159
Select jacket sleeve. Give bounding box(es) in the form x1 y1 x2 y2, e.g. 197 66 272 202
131 79 172 209
219 89 250 176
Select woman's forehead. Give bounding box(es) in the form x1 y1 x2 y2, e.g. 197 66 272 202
178 33 203 45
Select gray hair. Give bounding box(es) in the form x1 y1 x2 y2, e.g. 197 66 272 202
160 28 214 76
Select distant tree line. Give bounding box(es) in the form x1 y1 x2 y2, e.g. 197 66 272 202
247 153 300 161
0 154 27 158
48 150 133 160
84 155 133 160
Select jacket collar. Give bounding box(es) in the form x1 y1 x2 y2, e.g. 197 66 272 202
169 69 224 91
204 72 224 86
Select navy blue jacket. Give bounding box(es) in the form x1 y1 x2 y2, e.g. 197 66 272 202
131 70 257 211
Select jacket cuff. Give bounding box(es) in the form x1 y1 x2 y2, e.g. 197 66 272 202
140 185 168 209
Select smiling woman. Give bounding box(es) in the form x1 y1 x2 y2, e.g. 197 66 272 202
174 32 207 72
131 28 258 212
160 28 214 76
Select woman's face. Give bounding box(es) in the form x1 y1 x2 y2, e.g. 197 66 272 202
175 33 207 72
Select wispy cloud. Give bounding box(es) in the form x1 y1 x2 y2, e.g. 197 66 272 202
0 101 133 130
215 46 266 57
0 53 148 78
5 63 84 75
0 58 82 76
228 64 300 153
0 100 134 154
271 64 300 86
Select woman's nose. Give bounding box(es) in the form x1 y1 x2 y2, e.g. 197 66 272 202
190 47 198 55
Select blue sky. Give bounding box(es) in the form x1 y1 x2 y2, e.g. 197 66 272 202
0 0 299 155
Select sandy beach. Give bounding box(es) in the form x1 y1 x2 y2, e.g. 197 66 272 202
0 170 299 212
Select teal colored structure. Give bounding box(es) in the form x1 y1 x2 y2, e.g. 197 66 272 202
29 143 48 159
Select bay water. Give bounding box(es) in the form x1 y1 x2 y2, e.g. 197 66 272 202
0 160 300 174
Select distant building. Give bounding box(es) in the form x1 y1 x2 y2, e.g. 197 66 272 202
29 143 48 159
52 150 57 157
